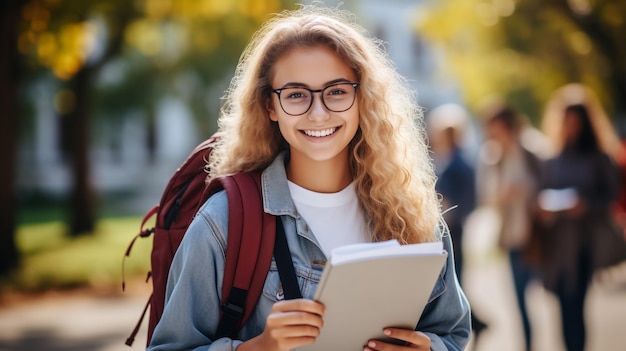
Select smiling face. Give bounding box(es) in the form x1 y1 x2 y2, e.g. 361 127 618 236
268 45 360 170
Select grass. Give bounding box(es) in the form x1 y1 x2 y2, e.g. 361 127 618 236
3 216 154 294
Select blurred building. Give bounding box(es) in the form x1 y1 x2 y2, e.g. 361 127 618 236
357 0 462 107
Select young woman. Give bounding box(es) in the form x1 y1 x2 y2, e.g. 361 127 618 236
537 84 623 351
148 6 470 351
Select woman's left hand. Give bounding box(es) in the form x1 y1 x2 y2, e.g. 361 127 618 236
364 328 431 351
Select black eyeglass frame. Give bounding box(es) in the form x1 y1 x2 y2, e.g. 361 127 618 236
271 82 360 116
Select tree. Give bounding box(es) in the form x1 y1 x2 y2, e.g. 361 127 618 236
415 0 626 122
62 2 137 236
13 0 293 240
17 0 139 236
0 0 27 274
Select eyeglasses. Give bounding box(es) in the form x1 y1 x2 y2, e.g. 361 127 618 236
271 82 360 116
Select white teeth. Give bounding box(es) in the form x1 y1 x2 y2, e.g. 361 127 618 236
304 128 337 137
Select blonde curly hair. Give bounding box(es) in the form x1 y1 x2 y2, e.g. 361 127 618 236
209 5 441 244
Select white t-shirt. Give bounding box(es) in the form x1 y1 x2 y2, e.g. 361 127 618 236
287 180 368 256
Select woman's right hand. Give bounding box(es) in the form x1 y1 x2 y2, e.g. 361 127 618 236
237 299 325 351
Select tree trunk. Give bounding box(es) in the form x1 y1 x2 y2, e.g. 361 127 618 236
62 5 136 236
67 67 96 236
0 0 24 274
559 1 626 117
606 54 626 119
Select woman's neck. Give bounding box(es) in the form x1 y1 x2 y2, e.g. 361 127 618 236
286 154 352 193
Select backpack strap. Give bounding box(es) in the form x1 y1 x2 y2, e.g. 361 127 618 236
274 216 303 300
125 293 152 346
213 172 277 339
122 205 158 292
214 172 302 339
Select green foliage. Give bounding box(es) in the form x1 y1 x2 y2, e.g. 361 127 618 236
13 0 297 242
416 0 626 123
3 217 152 293
19 0 297 130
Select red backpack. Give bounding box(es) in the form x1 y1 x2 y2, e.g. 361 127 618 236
122 136 278 346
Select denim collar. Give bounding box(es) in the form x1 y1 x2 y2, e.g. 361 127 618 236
261 152 299 218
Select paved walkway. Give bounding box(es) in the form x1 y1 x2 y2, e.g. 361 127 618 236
0 290 149 351
463 207 626 351
464 254 626 351
0 207 625 350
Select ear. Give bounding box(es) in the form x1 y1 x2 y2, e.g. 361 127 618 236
267 98 279 122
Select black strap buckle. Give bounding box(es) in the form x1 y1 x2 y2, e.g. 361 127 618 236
216 301 244 339
221 301 244 318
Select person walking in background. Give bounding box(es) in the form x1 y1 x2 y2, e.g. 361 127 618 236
537 84 624 351
476 104 541 351
428 104 475 285
427 104 488 342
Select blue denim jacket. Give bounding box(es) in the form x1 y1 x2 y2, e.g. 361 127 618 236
148 153 471 351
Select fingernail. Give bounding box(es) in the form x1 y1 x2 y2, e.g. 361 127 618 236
384 329 391 335
368 341 376 348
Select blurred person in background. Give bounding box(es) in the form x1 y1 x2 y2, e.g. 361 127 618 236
427 104 488 342
536 84 626 351
475 104 541 351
